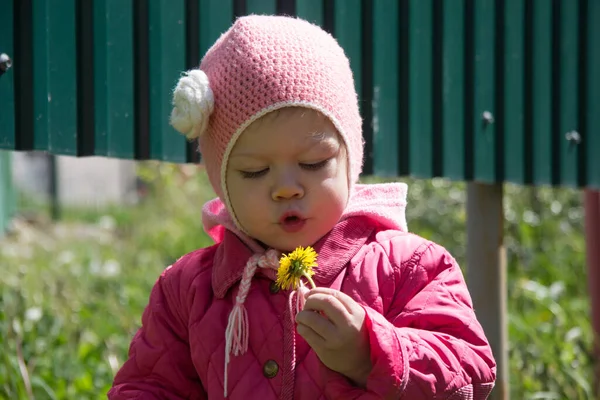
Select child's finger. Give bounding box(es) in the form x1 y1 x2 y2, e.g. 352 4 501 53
295 309 336 340
305 288 359 316
296 322 326 351
303 293 350 328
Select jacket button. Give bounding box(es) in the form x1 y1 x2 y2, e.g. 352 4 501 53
269 281 280 294
263 360 279 378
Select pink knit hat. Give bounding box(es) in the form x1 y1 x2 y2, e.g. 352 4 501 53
170 15 364 223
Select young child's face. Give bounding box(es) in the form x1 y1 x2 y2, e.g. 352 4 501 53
226 108 349 252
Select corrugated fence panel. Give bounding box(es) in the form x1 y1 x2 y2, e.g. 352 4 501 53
408 0 434 179
531 0 553 186
296 0 324 26
47 0 79 155
0 0 15 148
372 0 399 177
32 0 49 151
1 0 598 189
148 0 187 162
333 0 363 97
442 0 466 181
93 0 108 156
199 0 233 59
332 0 365 171
472 0 497 183
503 0 526 185
557 0 581 187
589 0 600 188
94 0 135 159
247 0 276 15
12 0 34 151
77 1 95 156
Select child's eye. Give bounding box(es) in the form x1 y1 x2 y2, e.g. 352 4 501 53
300 159 330 171
240 168 269 179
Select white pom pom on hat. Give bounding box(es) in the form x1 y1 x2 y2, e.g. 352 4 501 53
170 69 214 139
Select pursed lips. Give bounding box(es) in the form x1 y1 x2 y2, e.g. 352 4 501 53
279 210 306 222
278 211 307 232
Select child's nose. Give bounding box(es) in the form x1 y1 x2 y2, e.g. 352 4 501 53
272 172 304 201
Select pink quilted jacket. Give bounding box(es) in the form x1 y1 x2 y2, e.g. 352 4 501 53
109 184 496 399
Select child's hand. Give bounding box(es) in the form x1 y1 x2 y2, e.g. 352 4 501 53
295 287 372 387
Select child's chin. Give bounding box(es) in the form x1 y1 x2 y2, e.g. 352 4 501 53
274 244 303 253
281 240 324 253
269 240 312 253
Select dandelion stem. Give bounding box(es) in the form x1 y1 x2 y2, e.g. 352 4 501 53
304 273 317 290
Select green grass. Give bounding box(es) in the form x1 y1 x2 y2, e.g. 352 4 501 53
0 162 594 399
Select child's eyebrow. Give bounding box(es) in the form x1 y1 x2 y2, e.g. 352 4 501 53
296 135 342 155
230 134 340 160
228 152 268 161
308 134 342 151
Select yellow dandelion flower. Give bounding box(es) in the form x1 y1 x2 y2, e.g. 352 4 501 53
276 246 318 291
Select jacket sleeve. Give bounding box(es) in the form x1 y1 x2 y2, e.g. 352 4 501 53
361 240 497 400
108 256 207 399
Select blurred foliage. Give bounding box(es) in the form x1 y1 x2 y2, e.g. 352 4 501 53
0 164 594 399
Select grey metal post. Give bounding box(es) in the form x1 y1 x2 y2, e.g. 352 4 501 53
467 182 508 400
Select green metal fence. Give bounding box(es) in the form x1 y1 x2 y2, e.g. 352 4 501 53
2 2 600 398
0 0 598 188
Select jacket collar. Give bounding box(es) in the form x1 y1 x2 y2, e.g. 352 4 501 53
212 217 374 298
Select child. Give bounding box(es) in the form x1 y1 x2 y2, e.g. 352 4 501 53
109 15 496 399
